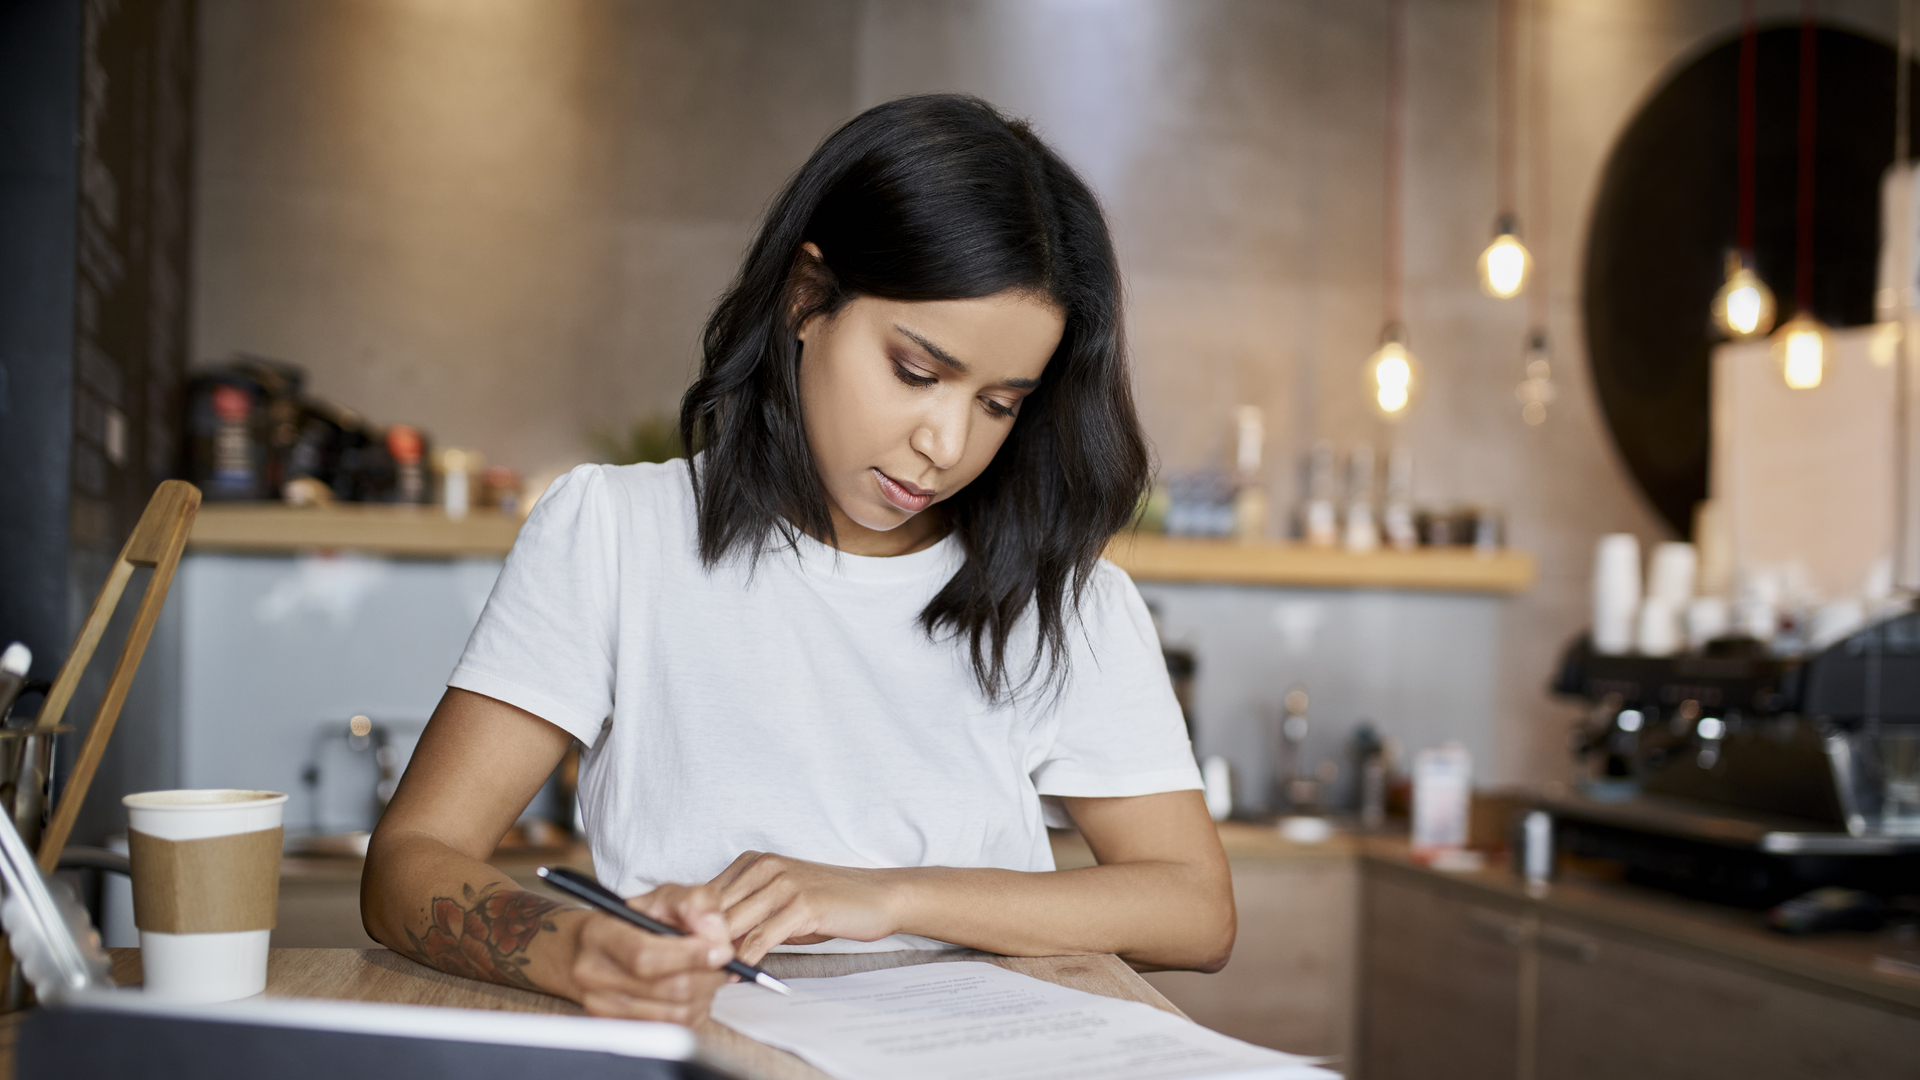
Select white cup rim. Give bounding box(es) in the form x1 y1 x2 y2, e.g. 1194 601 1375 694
122 789 289 810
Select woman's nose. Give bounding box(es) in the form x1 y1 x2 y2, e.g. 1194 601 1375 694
911 403 969 470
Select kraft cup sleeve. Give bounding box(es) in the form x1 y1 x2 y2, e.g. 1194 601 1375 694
128 827 283 934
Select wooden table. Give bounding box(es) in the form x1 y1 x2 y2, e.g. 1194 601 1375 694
98 947 1186 1080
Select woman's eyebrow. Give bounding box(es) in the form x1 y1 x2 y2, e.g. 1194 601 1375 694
895 325 1041 390
896 325 969 374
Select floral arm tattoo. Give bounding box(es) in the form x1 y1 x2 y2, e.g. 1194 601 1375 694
401 882 563 990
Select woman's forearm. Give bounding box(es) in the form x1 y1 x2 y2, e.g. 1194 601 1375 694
361 828 589 997
711 791 1235 970
367 689 733 1023
886 860 1234 971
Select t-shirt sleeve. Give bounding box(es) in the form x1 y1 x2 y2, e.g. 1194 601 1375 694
448 464 621 747
1030 561 1204 801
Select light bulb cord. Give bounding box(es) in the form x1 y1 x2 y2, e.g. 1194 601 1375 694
1737 0 1758 258
1795 1 1818 313
1383 0 1407 327
1899 0 1911 170
1495 0 1519 220
1525 0 1552 331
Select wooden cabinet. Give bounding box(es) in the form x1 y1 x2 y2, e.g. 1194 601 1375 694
1358 867 1524 1080
1535 916 1920 1080
1357 860 1920 1080
1143 854 1357 1059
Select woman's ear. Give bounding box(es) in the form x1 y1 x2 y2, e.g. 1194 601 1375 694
788 242 834 342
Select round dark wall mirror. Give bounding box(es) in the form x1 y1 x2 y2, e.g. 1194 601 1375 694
1584 26 1917 536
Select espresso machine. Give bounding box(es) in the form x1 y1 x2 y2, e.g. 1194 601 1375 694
1538 610 1920 906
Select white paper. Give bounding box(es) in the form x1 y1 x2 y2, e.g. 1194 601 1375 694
711 960 1337 1080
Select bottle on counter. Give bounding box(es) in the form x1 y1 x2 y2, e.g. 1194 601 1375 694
1382 447 1417 551
1343 443 1379 553
480 465 523 516
1301 441 1339 548
387 425 430 505
207 384 263 499
1231 406 1268 542
1350 722 1388 830
1268 686 1312 815
187 366 277 501
1410 743 1472 858
437 448 481 520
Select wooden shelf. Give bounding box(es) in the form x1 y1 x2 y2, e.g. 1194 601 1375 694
190 507 1535 592
189 503 522 558
1104 532 1536 593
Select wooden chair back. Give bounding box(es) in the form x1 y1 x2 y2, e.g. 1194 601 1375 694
33 480 201 872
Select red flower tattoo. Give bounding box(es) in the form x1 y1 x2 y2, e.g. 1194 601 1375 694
402 883 561 991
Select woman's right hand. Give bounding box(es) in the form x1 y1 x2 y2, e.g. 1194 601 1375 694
566 883 736 1023
363 691 735 1023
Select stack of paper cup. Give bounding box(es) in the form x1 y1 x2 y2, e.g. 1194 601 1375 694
1646 543 1697 605
1733 569 1782 642
1685 596 1731 651
1635 602 1682 656
1637 542 1697 656
124 789 287 1003
1591 534 1641 655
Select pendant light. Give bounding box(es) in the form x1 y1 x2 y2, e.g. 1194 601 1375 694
1369 0 1420 420
1514 0 1556 424
1478 0 1532 299
1770 2 1826 389
1368 326 1420 417
1776 314 1827 388
1713 1 1778 340
1713 254 1777 338
1479 219 1532 300
1516 331 1556 425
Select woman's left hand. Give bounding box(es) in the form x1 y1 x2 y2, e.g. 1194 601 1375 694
707 851 903 963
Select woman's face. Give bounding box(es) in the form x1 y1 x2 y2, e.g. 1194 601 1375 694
797 284 1064 557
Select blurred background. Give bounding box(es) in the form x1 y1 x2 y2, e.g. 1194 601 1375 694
5 0 1920 1074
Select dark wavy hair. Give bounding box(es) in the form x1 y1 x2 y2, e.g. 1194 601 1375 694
680 94 1149 702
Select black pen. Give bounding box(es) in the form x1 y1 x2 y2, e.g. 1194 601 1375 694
536 865 791 995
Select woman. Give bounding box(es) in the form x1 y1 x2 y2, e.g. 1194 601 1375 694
362 94 1233 1025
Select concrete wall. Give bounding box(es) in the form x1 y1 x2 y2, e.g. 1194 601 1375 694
192 0 1904 786
193 0 859 476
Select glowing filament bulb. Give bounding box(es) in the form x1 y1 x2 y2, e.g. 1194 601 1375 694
1726 281 1764 335
1771 314 1827 390
1478 230 1531 299
1710 254 1776 339
1367 339 1418 418
1377 356 1410 412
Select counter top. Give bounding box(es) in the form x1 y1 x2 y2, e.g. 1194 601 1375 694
1049 821 1357 869
1103 533 1536 593
1356 839 1920 1015
91 947 1181 1080
1054 822 1920 1015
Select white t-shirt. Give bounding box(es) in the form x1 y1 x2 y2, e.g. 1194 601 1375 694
449 461 1201 951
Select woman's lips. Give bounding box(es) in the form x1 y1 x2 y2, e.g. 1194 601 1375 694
873 468 935 513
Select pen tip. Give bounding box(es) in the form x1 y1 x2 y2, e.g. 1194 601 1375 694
757 972 792 996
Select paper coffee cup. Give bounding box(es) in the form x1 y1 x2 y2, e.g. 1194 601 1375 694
123 789 287 1003
1591 534 1642 655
